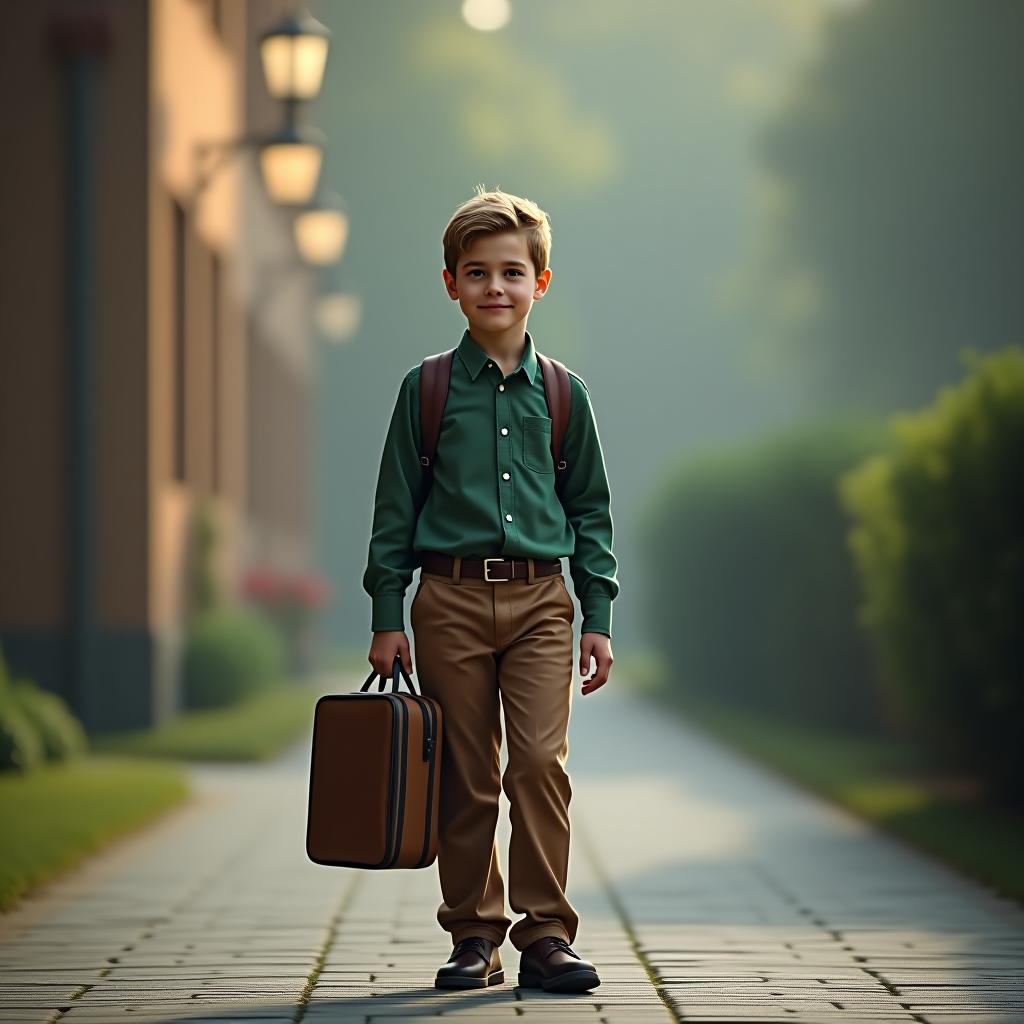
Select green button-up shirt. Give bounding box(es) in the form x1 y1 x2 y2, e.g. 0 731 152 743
363 328 619 637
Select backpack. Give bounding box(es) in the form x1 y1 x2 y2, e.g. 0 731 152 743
417 347 572 502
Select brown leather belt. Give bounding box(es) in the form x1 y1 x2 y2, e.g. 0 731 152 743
420 551 562 582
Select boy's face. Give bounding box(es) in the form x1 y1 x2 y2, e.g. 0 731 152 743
442 230 551 338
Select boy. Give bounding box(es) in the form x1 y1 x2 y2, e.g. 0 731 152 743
363 186 618 993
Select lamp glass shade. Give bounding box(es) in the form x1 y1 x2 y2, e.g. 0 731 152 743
260 33 329 100
317 293 362 341
295 208 349 265
259 142 323 204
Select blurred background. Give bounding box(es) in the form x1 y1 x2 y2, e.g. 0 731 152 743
1 0 1021 909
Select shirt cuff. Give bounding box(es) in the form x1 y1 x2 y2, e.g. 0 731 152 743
372 593 406 633
579 593 612 637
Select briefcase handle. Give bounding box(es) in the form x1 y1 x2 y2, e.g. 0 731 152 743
359 654 421 695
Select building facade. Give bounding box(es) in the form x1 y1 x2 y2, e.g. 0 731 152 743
0 0 318 731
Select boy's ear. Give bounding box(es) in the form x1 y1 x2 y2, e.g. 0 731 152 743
534 267 552 298
442 267 458 298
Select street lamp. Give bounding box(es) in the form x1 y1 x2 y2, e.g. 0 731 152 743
317 293 362 342
190 10 348 328
259 12 331 102
462 0 511 31
192 9 331 207
294 191 349 264
259 123 326 205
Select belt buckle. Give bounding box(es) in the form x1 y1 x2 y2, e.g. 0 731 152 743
483 557 509 582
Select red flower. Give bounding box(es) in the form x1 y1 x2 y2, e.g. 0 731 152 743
241 568 333 610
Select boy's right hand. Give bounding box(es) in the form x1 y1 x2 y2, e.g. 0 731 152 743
368 631 414 680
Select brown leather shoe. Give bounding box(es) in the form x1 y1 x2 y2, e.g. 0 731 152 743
435 936 504 989
517 936 601 992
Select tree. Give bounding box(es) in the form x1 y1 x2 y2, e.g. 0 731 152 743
743 0 1024 409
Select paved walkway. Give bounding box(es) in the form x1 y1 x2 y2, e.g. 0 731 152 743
1 672 1023 1023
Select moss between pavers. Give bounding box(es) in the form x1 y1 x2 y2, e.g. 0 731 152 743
614 649 1024 909
0 755 189 912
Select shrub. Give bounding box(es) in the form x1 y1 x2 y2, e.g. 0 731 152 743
839 346 1024 802
10 679 89 762
241 566 333 677
639 415 892 730
181 607 285 710
0 650 44 773
0 695 44 773
188 497 223 619
0 647 89 771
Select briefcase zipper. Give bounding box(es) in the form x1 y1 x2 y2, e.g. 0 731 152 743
417 698 433 760
406 695 438 868
383 695 409 867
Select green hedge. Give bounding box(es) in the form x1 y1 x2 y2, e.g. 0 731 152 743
10 679 88 761
839 347 1024 803
181 606 285 710
0 649 89 773
0 694 44 773
638 416 892 730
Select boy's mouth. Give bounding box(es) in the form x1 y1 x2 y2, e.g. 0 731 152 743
479 305 513 309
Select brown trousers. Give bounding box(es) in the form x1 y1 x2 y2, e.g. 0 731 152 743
409 556 578 951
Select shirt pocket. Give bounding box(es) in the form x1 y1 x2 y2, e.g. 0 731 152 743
522 415 555 474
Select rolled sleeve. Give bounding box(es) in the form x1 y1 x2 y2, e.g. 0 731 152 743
559 375 619 637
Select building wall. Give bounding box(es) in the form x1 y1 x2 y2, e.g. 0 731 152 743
0 1 152 725
0 0 317 732
147 0 249 725
0 5 72 640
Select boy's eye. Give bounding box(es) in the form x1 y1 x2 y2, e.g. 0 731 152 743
468 269 523 277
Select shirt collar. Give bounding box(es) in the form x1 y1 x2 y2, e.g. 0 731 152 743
456 328 539 386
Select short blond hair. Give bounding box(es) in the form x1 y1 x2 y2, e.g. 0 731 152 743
442 184 552 279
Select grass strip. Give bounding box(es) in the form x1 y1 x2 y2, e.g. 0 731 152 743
89 679 324 762
0 756 189 911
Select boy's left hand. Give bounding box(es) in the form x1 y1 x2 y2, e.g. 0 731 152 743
579 632 613 695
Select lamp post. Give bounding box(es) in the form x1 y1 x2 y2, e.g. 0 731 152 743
191 9 331 208
190 8 348 333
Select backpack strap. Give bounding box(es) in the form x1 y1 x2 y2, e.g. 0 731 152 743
418 349 455 497
536 352 572 495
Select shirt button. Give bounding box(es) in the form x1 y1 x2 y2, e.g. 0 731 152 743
487 362 493 368
502 472 510 480
498 384 505 391
500 427 508 436
506 513 513 522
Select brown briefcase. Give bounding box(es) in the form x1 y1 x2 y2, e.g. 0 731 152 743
306 654 443 869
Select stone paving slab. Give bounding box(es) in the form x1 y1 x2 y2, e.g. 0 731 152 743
0 1013 67 1023
71 1011 298 1019
566 685 1024 1023
2 671 1023 1022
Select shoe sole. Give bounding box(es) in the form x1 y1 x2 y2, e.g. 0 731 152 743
518 969 601 992
435 969 505 989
